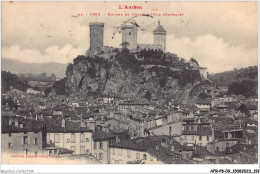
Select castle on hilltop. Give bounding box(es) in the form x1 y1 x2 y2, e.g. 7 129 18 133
87 20 167 57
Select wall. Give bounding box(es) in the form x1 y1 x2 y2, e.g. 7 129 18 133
180 134 214 146
109 147 163 164
2 132 43 156
47 132 92 155
92 140 109 164
137 44 162 51
150 122 182 136
215 140 238 152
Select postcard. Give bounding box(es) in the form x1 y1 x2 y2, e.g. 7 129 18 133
1 1 258 173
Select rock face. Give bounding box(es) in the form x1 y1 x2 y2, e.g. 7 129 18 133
65 55 204 102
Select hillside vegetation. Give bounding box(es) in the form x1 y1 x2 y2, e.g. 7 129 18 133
209 66 257 87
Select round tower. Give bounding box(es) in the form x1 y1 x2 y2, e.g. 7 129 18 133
89 22 104 57
121 22 137 51
153 20 166 52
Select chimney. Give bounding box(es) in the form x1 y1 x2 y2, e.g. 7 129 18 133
61 119 66 128
171 145 175 152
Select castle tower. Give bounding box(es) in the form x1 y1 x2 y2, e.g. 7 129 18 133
121 23 137 51
89 22 104 57
153 20 166 52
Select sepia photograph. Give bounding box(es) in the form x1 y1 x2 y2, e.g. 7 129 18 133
0 1 258 173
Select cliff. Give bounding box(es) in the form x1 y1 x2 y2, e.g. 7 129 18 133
65 52 205 103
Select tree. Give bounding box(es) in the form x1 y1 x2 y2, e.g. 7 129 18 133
227 80 257 98
238 104 249 115
198 92 211 99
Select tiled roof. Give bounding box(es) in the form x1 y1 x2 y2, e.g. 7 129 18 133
92 131 116 140
109 135 191 164
2 116 44 133
44 119 92 133
153 24 166 33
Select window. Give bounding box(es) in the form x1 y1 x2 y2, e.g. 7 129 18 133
54 134 60 143
67 139 70 143
136 153 140 159
8 142 12 148
99 142 103 149
94 142 97 150
35 152 38 156
86 138 90 142
99 153 103 160
34 138 39 145
199 136 202 141
127 150 131 158
23 136 29 145
80 134 85 143
169 126 172 132
143 154 147 160
118 149 122 156
226 143 230 148
129 32 131 35
71 134 76 143
216 147 219 151
8 133 11 137
94 153 97 158
150 155 153 161
207 136 209 141
80 146 85 154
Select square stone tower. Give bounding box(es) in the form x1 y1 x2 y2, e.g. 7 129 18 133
153 21 166 52
121 23 137 51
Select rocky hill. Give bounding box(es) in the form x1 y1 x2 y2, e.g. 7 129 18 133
65 50 207 103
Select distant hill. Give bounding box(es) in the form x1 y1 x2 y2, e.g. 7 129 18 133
208 66 258 87
2 58 67 78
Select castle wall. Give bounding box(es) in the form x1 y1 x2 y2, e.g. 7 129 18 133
137 44 163 52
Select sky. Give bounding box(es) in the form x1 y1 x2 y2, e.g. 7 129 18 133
2 1 258 73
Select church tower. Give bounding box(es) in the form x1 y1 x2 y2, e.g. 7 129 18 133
153 20 166 52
